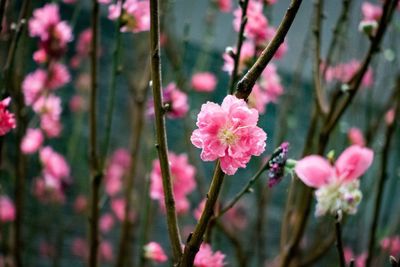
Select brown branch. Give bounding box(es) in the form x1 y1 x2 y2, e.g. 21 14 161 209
312 0 328 115
335 213 346 267
179 162 225 267
235 0 303 100
149 0 182 262
88 0 101 266
115 65 150 267
365 75 400 267
228 0 250 94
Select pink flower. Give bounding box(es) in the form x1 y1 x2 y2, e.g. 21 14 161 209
385 108 395 125
324 60 374 88
71 29 92 68
147 83 189 119
105 149 131 196
73 195 88 214
47 63 70 90
191 72 217 92
40 146 70 181
22 69 47 106
248 64 283 113
344 248 367 267
69 95 87 112
100 213 115 233
215 0 232 12
109 0 150 33
33 49 48 63
0 196 15 222
0 97 16 136
295 145 373 216
71 238 88 260
33 178 66 204
111 198 135 222
222 41 255 75
21 128 44 154
233 0 268 43
191 95 267 175
150 152 196 214
381 236 400 256
144 242 168 263
29 4 61 40
348 127 365 147
296 145 373 188
194 243 226 267
99 241 113 262
362 2 382 22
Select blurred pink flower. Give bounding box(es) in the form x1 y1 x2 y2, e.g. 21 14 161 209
40 146 70 181
33 95 63 137
295 145 373 216
324 60 374 88
150 152 196 214
0 196 15 222
47 63 70 90
344 248 367 267
147 83 189 119
21 128 44 154
33 49 48 63
362 2 382 22
29 4 61 40
100 213 115 233
69 95 87 113
215 0 232 12
73 195 88 214
385 108 395 125
381 236 400 256
222 41 255 74
348 127 365 147
109 0 150 33
191 95 267 175
33 178 66 204
194 243 226 267
71 29 92 68
191 72 217 92
0 97 16 136
105 149 131 196
144 242 168 263
22 69 47 106
71 238 88 260
111 198 135 222
100 241 113 262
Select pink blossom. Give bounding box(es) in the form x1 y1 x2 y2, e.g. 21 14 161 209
33 178 66 204
0 97 16 136
147 83 189 119
348 127 366 147
69 95 87 112
150 152 196 214
33 95 63 137
222 41 255 74
71 238 88 260
109 0 150 33
385 108 395 125
381 236 400 256
73 195 88 214
248 64 283 113
362 2 382 22
344 248 367 267
111 198 135 222
0 196 15 222
40 115 62 138
191 72 217 92
295 145 373 188
144 242 168 263
191 95 267 175
100 241 113 262
295 145 373 216
40 146 70 181
324 60 374 88
215 0 232 12
194 243 226 267
29 4 61 40
21 128 44 154
225 204 248 230
233 0 268 43
71 29 92 68
33 49 48 63
100 213 115 233
22 69 47 106
47 63 70 90
105 149 131 196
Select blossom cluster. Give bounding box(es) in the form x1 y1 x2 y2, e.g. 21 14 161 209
324 60 374 88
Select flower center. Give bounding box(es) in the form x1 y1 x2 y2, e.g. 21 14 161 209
218 128 237 145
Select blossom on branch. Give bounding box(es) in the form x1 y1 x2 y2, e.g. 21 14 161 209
0 97 16 136
191 95 267 175
295 145 374 216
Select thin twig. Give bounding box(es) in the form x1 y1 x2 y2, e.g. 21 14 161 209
312 0 328 115
179 162 225 267
149 0 182 262
0 0 6 33
228 0 250 94
115 65 150 267
365 75 400 267
235 0 303 100
88 0 101 266
335 212 346 267
101 0 125 167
